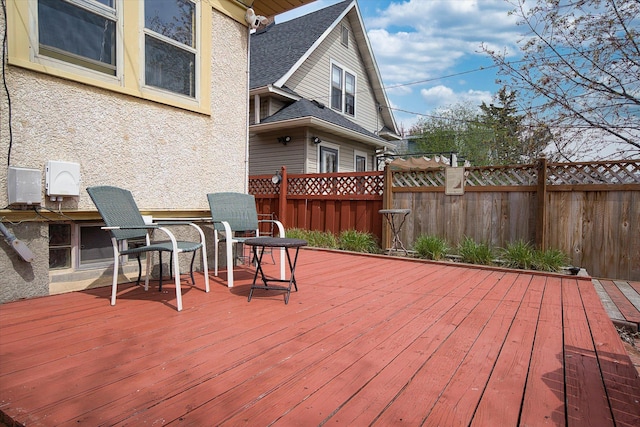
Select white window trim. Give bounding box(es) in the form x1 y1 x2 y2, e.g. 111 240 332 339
329 60 357 118
28 0 124 86
318 141 340 173
341 24 349 47
354 150 368 171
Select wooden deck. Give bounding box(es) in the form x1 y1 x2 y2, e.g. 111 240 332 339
1 249 639 426
592 279 640 332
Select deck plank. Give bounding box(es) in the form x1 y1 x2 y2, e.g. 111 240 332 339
1 249 639 426
471 274 546 426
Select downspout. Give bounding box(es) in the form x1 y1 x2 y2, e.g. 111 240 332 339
0 222 34 262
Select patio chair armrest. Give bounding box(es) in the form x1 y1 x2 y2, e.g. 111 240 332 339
102 225 159 230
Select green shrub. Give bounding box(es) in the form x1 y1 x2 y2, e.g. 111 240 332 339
458 237 494 265
285 228 338 249
532 248 569 272
414 235 449 260
501 240 535 270
338 229 380 254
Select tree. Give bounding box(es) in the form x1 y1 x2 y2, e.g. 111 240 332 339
483 0 640 160
408 103 494 165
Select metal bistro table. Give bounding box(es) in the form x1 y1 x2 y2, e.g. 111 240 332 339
245 237 308 304
379 208 411 255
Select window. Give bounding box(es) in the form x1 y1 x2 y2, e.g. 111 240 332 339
330 63 356 116
144 0 197 97
49 223 72 269
355 152 367 172
320 146 339 173
37 0 117 75
79 224 114 267
331 65 342 111
341 24 349 47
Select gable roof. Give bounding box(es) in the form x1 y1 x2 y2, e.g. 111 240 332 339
250 0 399 138
250 1 351 90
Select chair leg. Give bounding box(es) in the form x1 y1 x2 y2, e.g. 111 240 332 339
189 251 196 285
159 252 164 292
111 247 119 306
226 239 234 288
173 251 183 311
213 231 219 277
144 250 151 291
135 255 142 285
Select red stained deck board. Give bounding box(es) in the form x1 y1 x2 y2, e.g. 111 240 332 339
519 276 566 425
470 274 546 426
562 278 614 427
1 250 639 426
368 271 515 425
578 280 640 427
599 279 640 324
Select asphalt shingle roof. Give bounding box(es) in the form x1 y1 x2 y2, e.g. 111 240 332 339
260 98 381 140
250 0 352 89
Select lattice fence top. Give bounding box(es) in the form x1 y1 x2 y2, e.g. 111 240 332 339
391 160 640 187
288 174 384 196
249 177 280 195
392 164 538 187
465 165 538 187
547 161 640 185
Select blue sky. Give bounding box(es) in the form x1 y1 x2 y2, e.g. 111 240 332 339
277 0 524 134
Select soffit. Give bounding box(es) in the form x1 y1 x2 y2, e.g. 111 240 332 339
246 0 318 17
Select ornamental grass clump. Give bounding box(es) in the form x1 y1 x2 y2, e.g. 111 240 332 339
500 240 535 270
285 229 338 248
338 230 380 254
458 237 494 265
532 248 568 272
414 235 449 260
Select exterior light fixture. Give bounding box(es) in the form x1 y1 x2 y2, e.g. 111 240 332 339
278 136 291 145
312 137 321 144
271 170 282 184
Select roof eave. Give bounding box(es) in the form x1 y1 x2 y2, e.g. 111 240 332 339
250 117 396 149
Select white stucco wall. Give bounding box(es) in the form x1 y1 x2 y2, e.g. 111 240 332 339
0 9 248 211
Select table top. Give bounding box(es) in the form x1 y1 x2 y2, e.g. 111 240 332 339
379 209 411 215
244 237 308 248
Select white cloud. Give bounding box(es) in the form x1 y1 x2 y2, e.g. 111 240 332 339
419 85 492 110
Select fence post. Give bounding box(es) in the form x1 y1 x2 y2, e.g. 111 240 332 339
279 166 288 228
535 157 548 250
381 164 392 251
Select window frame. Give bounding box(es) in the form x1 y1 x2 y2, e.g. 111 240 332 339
30 0 123 85
341 24 349 47
354 150 367 172
318 143 340 173
141 0 200 101
329 60 356 117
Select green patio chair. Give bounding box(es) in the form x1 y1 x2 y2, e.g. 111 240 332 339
87 186 209 311
207 192 285 287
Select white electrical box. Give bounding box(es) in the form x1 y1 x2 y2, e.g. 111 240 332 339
8 166 42 205
46 161 81 198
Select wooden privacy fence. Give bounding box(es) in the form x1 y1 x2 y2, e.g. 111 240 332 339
250 159 640 281
249 167 385 241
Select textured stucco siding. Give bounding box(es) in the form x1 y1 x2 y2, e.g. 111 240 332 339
0 9 249 302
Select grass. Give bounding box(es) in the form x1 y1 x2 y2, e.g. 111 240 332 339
285 228 380 253
338 230 381 254
458 236 494 265
501 240 535 270
414 235 449 260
